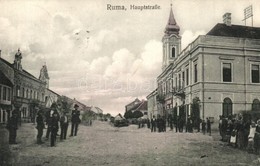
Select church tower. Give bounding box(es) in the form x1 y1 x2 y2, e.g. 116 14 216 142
39 64 50 88
162 5 181 70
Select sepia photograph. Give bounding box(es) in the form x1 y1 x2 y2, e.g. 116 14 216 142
1 0 260 165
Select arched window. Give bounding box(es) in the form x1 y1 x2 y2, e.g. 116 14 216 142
223 97 232 117
252 99 260 112
22 87 25 98
26 89 29 98
171 47 176 58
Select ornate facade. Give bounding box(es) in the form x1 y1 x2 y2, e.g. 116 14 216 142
153 7 260 123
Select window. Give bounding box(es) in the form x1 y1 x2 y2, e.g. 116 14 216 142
42 93 44 102
223 98 232 117
0 85 2 100
7 88 11 101
22 88 25 98
171 47 176 58
186 68 189 86
26 89 29 98
30 90 32 99
16 85 20 97
3 87 7 100
252 64 260 83
252 99 260 111
182 71 185 88
194 64 198 83
178 73 181 90
33 91 36 99
223 63 232 82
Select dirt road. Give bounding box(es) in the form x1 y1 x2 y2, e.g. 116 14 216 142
3 121 260 166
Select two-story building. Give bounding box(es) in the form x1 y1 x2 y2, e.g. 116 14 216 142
0 53 14 123
155 7 260 122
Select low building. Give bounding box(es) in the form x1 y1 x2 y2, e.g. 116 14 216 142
125 98 141 112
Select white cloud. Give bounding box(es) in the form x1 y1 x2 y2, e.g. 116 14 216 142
105 48 136 77
181 30 206 49
90 56 111 74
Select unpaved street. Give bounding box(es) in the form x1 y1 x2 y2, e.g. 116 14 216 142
3 121 260 166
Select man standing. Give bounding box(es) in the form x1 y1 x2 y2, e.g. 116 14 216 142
207 117 211 136
151 116 156 132
6 112 18 144
50 112 59 147
36 109 45 144
70 104 81 136
46 104 60 139
60 112 69 140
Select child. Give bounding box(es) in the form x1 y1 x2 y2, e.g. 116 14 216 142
247 121 256 153
254 120 260 154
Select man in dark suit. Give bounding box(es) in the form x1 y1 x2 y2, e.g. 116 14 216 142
6 112 18 144
45 104 60 139
70 104 81 136
50 112 59 147
36 109 45 144
60 112 69 140
151 115 156 132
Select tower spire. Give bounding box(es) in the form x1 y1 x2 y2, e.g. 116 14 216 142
165 4 180 35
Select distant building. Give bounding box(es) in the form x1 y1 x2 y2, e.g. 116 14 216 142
125 98 141 112
91 106 103 114
125 98 148 116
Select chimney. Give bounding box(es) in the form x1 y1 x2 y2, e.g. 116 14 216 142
0 50 1 58
223 13 231 26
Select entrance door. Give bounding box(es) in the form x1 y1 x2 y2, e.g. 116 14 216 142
223 97 232 118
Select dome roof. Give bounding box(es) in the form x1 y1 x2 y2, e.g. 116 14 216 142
164 7 180 35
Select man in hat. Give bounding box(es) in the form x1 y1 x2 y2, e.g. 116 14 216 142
70 104 81 136
45 103 60 139
60 111 69 140
6 112 18 144
50 112 59 147
36 108 45 144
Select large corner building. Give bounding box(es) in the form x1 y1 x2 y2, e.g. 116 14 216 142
148 7 260 122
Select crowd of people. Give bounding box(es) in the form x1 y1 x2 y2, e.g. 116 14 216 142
147 115 212 135
218 114 260 154
6 103 81 147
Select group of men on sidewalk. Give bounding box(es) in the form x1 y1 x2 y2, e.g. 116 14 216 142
6 103 81 147
150 115 212 135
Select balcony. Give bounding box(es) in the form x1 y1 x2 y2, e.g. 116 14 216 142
171 86 185 99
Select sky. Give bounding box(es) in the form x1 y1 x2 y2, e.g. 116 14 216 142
1 0 260 116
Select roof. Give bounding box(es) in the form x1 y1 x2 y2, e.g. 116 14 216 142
47 88 61 97
0 71 13 86
164 6 180 35
0 58 13 68
135 100 147 111
125 98 141 107
128 100 147 112
207 23 260 39
0 57 40 81
114 113 125 120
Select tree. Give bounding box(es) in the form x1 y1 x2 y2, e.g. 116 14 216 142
191 97 200 122
132 111 143 119
124 111 133 119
